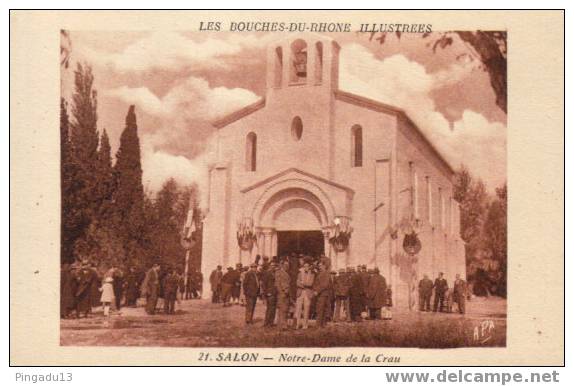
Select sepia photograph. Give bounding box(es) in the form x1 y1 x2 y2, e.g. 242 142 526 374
9 9 564 366
58 27 507 349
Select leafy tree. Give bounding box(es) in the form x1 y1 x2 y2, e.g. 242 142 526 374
368 31 507 113
483 183 507 296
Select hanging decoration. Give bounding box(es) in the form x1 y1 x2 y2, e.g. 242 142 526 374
329 216 353 253
236 217 257 251
402 230 422 256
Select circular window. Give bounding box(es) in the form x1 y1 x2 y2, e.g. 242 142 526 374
291 116 303 141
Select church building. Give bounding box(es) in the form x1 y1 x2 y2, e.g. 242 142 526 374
201 33 465 308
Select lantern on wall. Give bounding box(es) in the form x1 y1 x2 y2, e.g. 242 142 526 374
329 216 353 253
237 217 257 251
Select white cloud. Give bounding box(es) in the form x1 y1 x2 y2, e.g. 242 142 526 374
339 43 506 189
106 76 259 121
79 31 272 73
141 135 218 209
107 77 259 203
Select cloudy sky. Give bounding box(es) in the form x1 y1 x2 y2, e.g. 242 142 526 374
61 30 506 196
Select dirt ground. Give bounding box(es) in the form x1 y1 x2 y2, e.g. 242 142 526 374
60 296 506 348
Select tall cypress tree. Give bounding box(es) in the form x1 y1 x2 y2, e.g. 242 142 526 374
66 62 100 261
60 97 74 263
114 105 145 265
96 129 114 219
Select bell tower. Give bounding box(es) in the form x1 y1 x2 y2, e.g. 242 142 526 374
265 33 340 93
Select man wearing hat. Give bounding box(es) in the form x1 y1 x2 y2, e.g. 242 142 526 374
418 274 434 312
209 265 223 303
74 261 96 318
143 262 161 315
433 272 449 312
221 267 235 307
294 260 315 329
333 268 351 322
358 265 370 314
453 274 467 314
366 267 387 320
348 267 364 322
231 263 243 305
275 261 291 329
261 261 278 327
312 261 333 328
243 263 260 324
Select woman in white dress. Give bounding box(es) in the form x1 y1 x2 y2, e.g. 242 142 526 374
100 274 115 317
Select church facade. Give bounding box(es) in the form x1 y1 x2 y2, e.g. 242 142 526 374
201 33 465 308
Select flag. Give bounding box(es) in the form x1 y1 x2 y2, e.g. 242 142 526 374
183 206 196 241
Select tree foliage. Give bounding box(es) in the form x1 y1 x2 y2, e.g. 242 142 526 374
61 75 201 272
113 105 146 266
453 166 507 297
368 31 507 113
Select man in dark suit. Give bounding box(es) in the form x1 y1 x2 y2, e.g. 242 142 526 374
144 263 160 315
418 274 433 312
261 262 277 327
275 261 291 329
433 272 449 312
209 265 223 303
358 265 370 313
243 263 260 324
221 267 235 307
366 268 387 320
313 261 333 328
453 274 467 314
348 267 364 322
162 267 180 315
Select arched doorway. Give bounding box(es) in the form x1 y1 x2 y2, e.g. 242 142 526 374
255 186 331 258
273 198 325 257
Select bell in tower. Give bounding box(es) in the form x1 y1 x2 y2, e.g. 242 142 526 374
266 33 340 91
291 39 308 82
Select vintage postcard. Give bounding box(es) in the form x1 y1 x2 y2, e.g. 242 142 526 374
10 10 564 365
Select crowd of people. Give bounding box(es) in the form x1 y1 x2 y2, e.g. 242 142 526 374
60 260 204 319
208 254 393 330
60 254 467 327
208 254 468 329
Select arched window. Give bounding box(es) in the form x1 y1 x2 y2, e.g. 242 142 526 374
351 125 363 167
274 46 283 87
315 42 323 84
246 132 257 172
290 39 307 84
291 116 303 141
